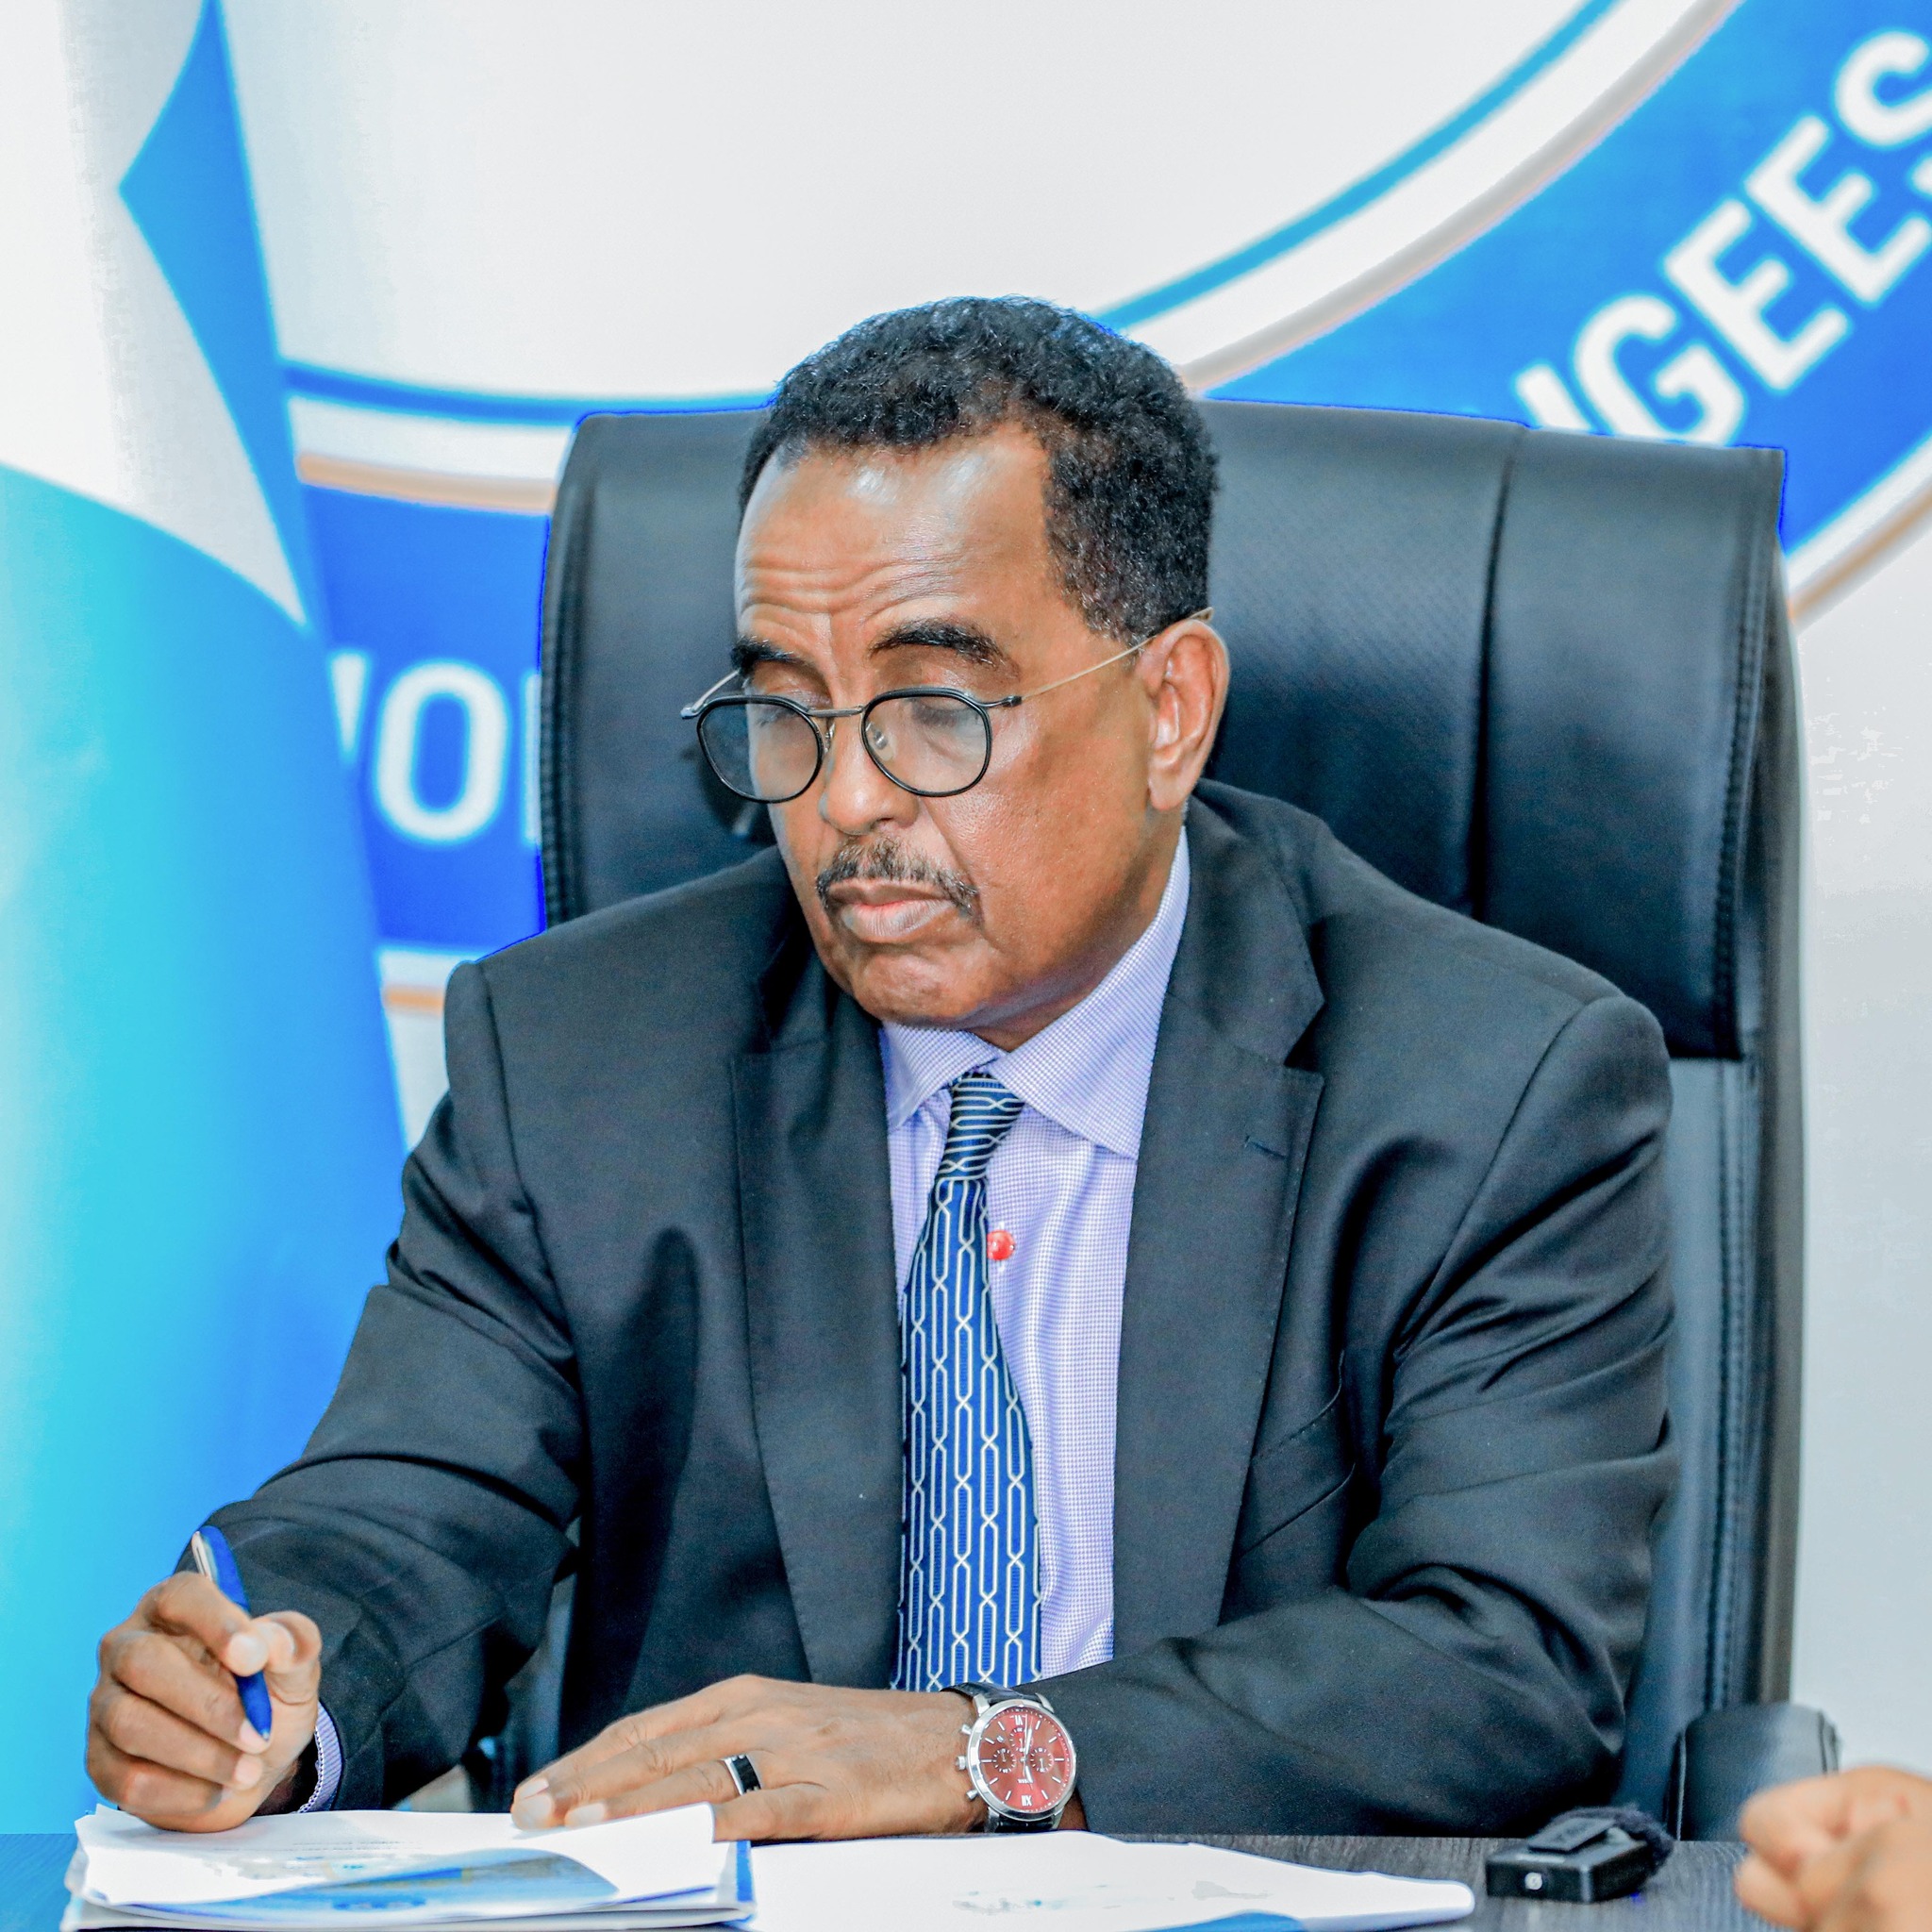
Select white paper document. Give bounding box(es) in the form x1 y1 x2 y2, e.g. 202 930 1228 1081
67 1805 745 1931
748 1833 1474 1932
71 1809 1469 1932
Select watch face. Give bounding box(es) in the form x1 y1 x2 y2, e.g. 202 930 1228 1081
975 1704 1075 1816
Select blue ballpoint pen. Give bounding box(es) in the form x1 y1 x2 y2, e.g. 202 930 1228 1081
191 1524 275 1740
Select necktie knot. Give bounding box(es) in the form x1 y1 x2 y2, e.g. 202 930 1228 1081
935 1071 1024 1183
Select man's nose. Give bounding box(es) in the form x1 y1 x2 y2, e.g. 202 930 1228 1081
818 713 916 838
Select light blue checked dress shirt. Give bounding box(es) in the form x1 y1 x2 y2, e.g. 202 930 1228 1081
882 829 1190 1677
305 831 1190 1806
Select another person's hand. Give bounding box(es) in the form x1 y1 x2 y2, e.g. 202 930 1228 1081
89 1573 322 1832
1739 1767 1932 1930
510 1674 1086 1840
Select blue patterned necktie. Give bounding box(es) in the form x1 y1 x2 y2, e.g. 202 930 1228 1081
893 1070 1041 1690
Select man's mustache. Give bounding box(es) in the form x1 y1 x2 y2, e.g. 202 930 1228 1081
815 839 980 922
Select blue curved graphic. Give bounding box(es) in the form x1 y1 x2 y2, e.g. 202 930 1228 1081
1217 0 1932 555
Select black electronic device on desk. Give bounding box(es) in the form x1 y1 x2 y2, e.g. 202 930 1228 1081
1486 1809 1674 1903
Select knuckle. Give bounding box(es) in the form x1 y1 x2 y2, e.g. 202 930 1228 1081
121 1767 164 1813
99 1697 139 1752
100 1622 143 1672
119 1633 179 1697
116 1630 157 1677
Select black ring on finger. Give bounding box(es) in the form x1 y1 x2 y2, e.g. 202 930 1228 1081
722 1753 761 1795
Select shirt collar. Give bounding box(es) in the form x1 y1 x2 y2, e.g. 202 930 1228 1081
880 827 1191 1158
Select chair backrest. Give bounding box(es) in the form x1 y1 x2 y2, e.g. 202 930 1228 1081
538 400 1802 1817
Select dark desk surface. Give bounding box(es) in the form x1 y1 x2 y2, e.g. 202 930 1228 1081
0 1830 1754 1932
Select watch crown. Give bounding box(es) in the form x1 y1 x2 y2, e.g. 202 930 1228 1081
956 1754 969 1771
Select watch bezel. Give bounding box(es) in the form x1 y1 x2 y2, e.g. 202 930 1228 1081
958 1691 1077 1826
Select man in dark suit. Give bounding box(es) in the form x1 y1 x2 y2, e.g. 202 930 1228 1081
88 297 1673 1840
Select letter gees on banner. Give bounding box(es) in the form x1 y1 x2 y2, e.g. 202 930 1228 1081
222 0 1932 1141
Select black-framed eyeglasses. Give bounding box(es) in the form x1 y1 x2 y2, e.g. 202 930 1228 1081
680 639 1151 804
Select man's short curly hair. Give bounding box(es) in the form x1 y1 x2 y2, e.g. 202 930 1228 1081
740 297 1217 643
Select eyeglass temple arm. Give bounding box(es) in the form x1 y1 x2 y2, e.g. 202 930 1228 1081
1006 608 1213 707
679 668 741 718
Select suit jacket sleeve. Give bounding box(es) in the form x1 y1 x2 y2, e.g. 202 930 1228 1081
211 961 581 1808
1041 990 1675 1833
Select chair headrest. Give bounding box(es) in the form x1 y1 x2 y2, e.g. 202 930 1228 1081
1199 400 1787 1058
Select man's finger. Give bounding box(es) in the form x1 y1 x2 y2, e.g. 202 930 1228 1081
255 1611 323 1704
1745 1775 1865 1873
93 1685 264 1792
1736 1850 1812 1927
517 1707 765 1827
1812 1845 1884 1932
148 1574 272 1678
1746 1771 1932 1879
1811 1819 1932 1932
88 1731 229 1824
518 1705 694 1804
710 1779 827 1844
1799 1831 1886 1924
517 1728 729 1828
537 1678 769 1789
557 1759 741 1826
108 1627 260 1751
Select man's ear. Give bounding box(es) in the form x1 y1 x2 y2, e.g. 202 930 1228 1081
1141 615 1229 812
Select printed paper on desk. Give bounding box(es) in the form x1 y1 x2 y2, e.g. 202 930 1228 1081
749 1834 1473 1932
75 1805 725 1915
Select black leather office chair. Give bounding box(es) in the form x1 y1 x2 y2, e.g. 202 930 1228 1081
528 399 1830 1833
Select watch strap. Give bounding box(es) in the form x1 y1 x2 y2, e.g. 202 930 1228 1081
984 1807 1059 1833
948 1682 1058 1716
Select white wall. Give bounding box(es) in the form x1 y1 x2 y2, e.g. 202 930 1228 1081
1792 519 1932 1763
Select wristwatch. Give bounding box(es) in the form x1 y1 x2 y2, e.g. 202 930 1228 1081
949 1684 1077 1832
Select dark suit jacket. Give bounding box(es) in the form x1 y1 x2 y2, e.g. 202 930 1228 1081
216 780 1674 1832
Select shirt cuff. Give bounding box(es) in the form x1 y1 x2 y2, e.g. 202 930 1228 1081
300 1707 343 1811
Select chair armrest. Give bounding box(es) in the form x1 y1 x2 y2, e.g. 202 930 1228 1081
1667 1703 1841 1840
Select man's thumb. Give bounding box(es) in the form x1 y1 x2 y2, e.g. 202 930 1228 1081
254 1611 323 1701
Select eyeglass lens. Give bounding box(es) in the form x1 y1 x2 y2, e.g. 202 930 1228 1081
697 693 992 802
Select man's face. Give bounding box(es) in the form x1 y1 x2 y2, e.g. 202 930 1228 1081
734 424 1217 1045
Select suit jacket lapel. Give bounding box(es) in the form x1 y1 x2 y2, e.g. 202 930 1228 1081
1112 802 1326 1655
733 944 903 1688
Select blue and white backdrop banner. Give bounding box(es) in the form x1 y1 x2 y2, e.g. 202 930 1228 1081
214 0 1932 1136
0 0 400 1832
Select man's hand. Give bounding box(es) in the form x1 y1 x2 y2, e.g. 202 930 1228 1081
511 1675 1082 1841
89 1573 322 1832
1738 1768 1932 1930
